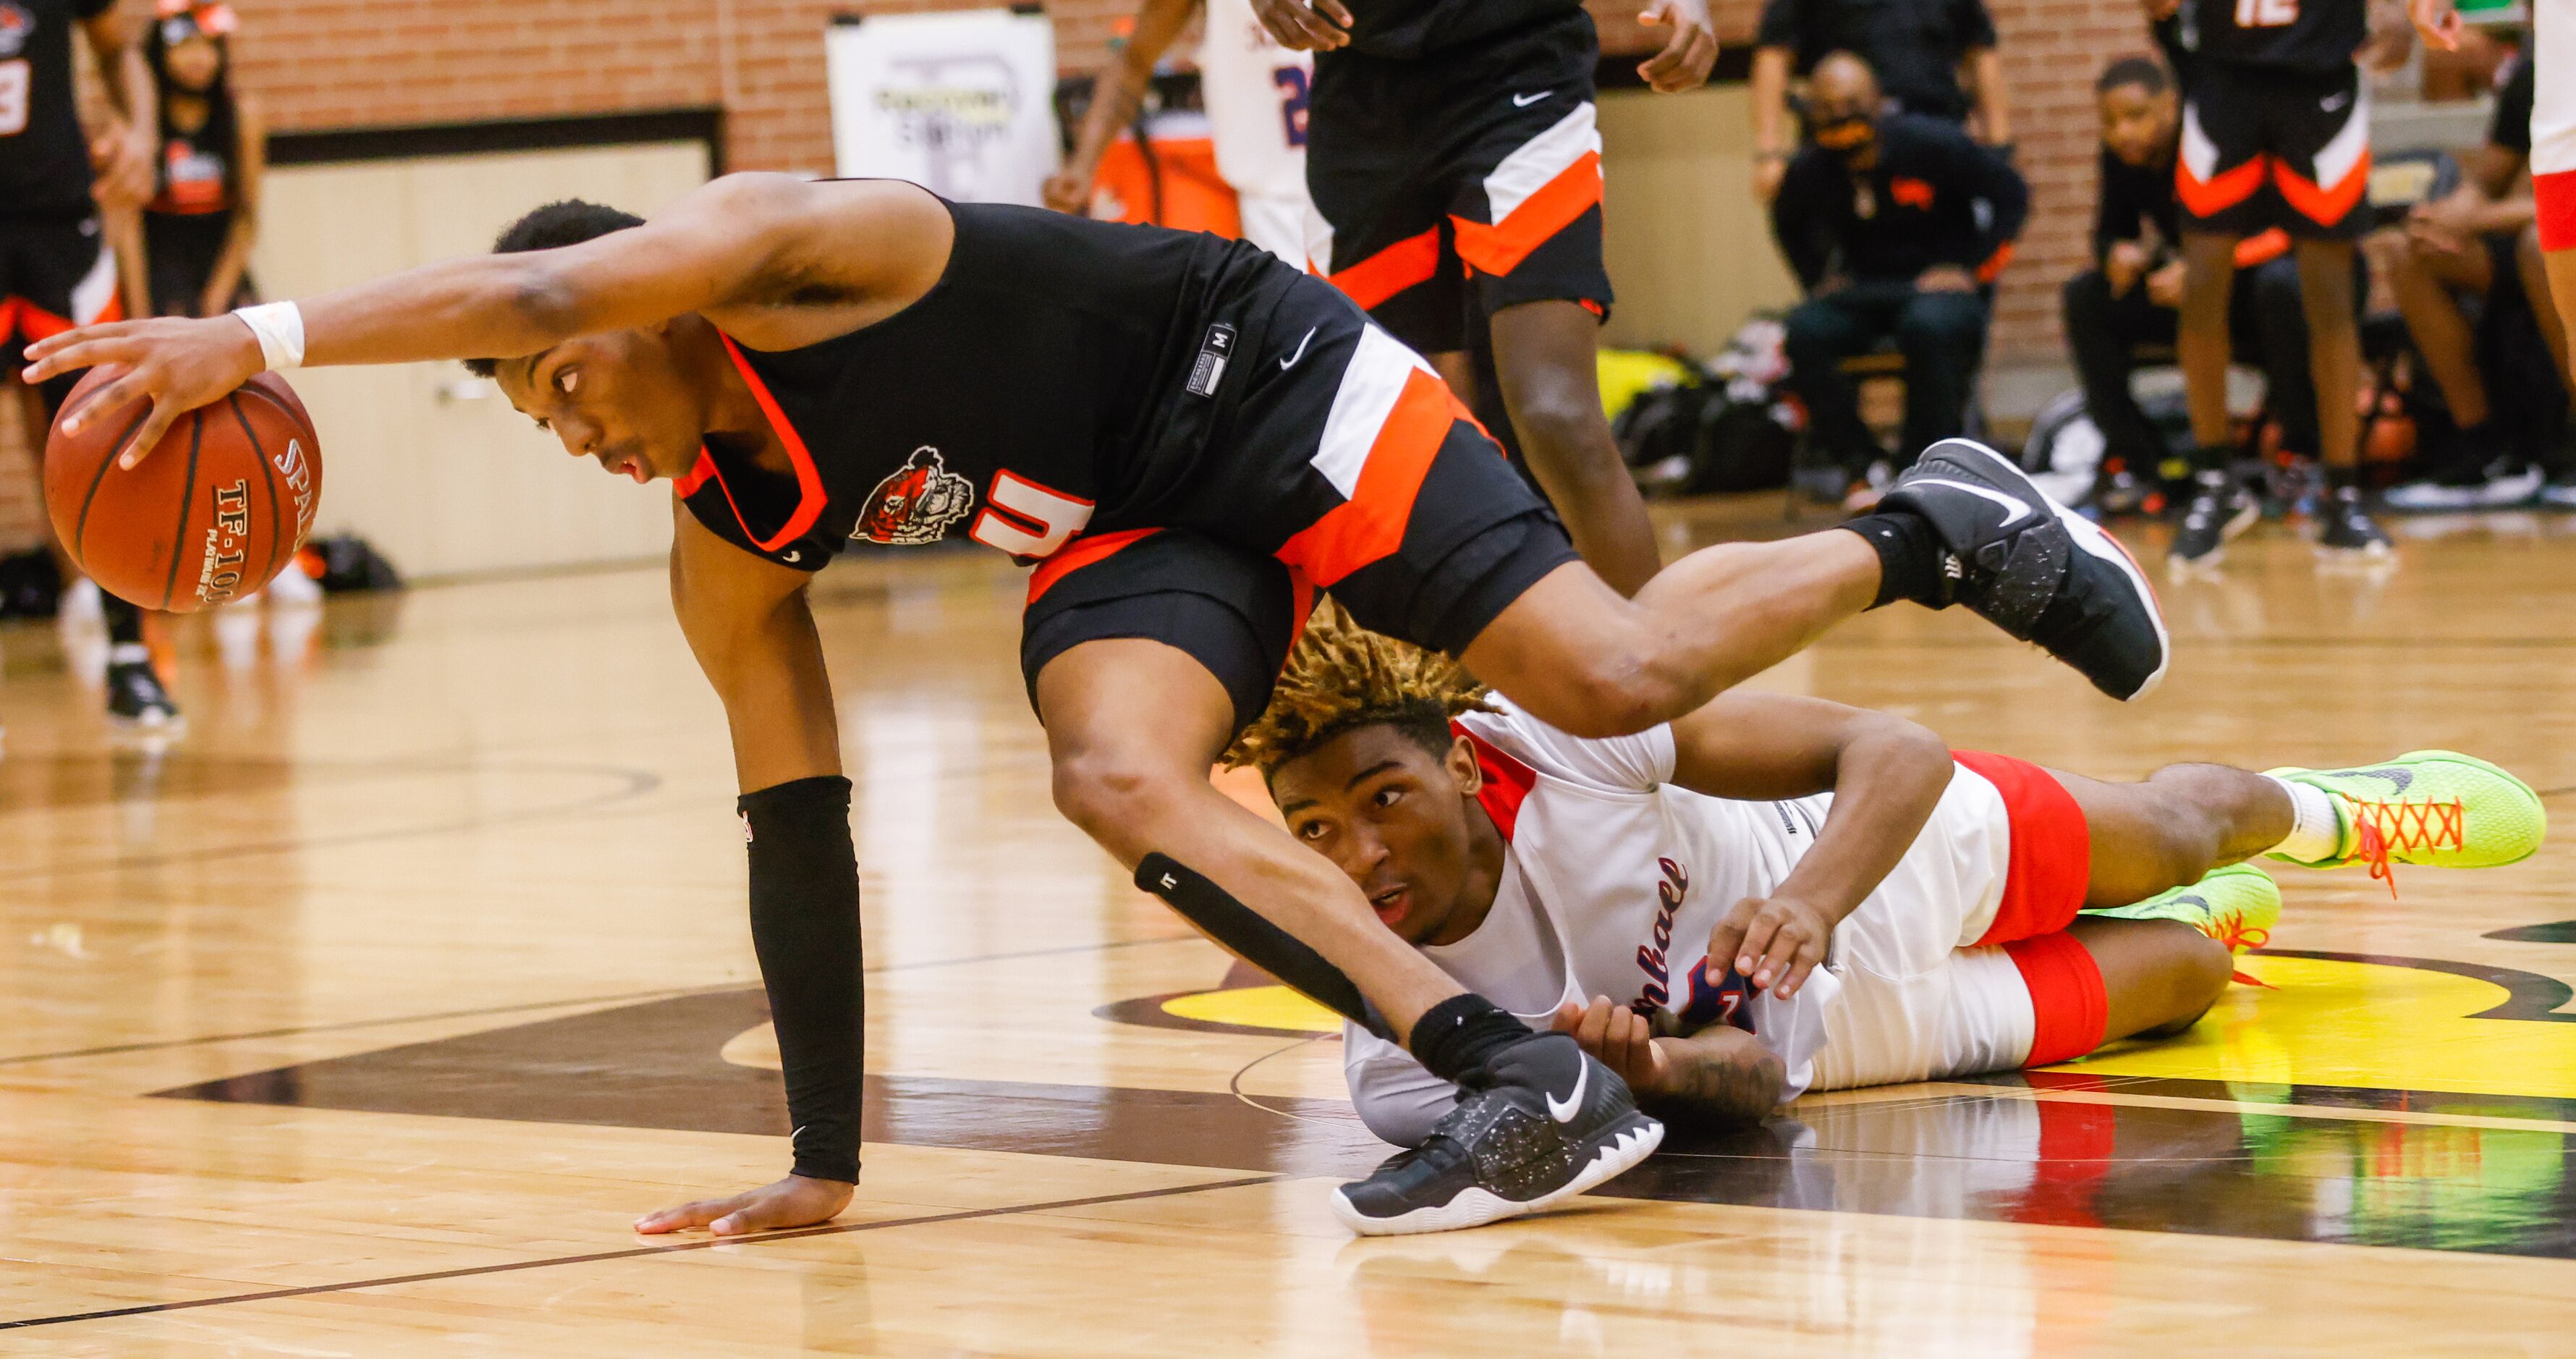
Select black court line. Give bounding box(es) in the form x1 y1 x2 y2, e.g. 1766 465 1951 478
0 1173 1281 1332
0 935 1203 1068
1808 635 2576 651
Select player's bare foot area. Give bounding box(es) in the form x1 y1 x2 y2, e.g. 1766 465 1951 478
634 1173 855 1237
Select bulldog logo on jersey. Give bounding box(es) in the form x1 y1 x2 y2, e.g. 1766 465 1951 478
852 446 975 546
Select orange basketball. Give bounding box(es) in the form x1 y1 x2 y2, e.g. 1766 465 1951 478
43 369 323 613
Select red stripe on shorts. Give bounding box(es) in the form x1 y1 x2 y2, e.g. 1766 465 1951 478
1025 528 1161 606
2539 170 2576 253
1954 750 2090 947
2004 931 2109 1067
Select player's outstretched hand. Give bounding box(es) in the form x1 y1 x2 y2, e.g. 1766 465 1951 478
635 1173 855 1237
1250 0 1352 51
22 316 266 469
1636 0 1719 93
1551 996 1673 1096
1708 894 1832 1000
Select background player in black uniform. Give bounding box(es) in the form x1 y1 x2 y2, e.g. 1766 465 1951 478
2162 0 2433 567
0 0 174 725
130 1 261 319
2063 55 2335 529
25 174 2166 1236
1251 0 1716 597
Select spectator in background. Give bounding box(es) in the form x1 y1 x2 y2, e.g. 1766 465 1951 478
2376 45 2572 510
1773 51 2027 494
1751 0 2009 198
130 2 263 319
2062 56 2330 529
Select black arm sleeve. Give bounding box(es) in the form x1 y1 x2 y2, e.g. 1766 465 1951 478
1755 0 1802 53
1771 155 1837 290
740 776 866 1185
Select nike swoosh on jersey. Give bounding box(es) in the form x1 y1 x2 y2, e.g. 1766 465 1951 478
1905 478 2035 527
1279 326 1318 370
1546 1062 1589 1123
1512 90 1549 106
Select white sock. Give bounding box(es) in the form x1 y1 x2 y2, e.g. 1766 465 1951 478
2263 776 2344 863
107 641 149 666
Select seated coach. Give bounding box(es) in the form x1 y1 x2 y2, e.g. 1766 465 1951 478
1771 51 2028 486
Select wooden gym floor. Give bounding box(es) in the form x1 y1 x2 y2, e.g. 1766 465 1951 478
2 499 2575 1355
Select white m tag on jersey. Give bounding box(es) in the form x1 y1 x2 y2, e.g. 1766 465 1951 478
1187 323 1237 397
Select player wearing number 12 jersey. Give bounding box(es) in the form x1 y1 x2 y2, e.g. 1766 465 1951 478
1046 0 1313 264
27 173 2168 1237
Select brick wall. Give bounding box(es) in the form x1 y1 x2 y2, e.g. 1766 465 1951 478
0 0 2150 549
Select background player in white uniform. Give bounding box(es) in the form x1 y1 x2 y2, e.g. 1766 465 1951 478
1229 615 2543 1146
1046 0 1312 263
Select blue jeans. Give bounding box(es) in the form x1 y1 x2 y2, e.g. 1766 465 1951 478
1784 280 1989 473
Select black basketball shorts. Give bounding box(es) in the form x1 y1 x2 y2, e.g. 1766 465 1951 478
2179 59 2373 241
1019 276 1578 734
0 210 120 368
1304 9 1613 355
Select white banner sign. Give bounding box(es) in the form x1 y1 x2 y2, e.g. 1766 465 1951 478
824 8 1060 205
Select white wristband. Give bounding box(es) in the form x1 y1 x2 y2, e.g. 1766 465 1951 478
232 301 305 371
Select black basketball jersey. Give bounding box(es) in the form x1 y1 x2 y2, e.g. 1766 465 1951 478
2183 0 2365 72
1336 0 1580 59
0 0 111 214
677 200 1301 572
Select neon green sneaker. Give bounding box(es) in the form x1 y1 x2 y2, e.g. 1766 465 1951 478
2266 751 2546 883
2083 862 2281 954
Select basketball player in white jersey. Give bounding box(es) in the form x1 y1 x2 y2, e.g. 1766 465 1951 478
1046 0 1313 263
2410 0 2576 379
1232 616 2542 1229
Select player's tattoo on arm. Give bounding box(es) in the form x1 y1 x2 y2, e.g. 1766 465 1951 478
1646 1039 1785 1125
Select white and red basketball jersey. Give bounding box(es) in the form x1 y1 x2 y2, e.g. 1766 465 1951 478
1342 700 2043 1147
1197 0 1313 261
2537 0 2576 251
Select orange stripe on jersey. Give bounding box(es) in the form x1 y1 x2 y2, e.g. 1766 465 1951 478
1327 227 1443 311
1025 527 1161 606
1274 368 1457 587
673 451 717 498
1451 149 1601 279
714 332 830 553
2234 227 2292 268
1975 241 2017 284
2175 153 2267 219
2272 151 2372 228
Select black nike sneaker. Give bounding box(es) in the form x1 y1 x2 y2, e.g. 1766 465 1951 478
1331 1033 1663 1237
2167 471 2258 575
2316 488 2393 558
106 658 181 729
1876 438 2172 701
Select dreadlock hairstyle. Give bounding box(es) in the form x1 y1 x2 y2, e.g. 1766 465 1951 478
1224 601 1497 776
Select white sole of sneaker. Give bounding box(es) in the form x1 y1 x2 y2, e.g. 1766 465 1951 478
1931 439 2173 701
1330 1117 1666 1237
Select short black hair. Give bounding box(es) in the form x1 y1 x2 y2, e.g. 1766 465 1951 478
2096 56 2172 98
461 199 646 378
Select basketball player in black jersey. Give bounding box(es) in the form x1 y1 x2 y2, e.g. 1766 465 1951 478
2160 0 2439 568
0 0 176 727
27 174 2167 1235
1253 0 1714 597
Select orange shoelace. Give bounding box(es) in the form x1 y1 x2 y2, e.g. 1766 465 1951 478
2338 796 2467 899
2213 915 2276 988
